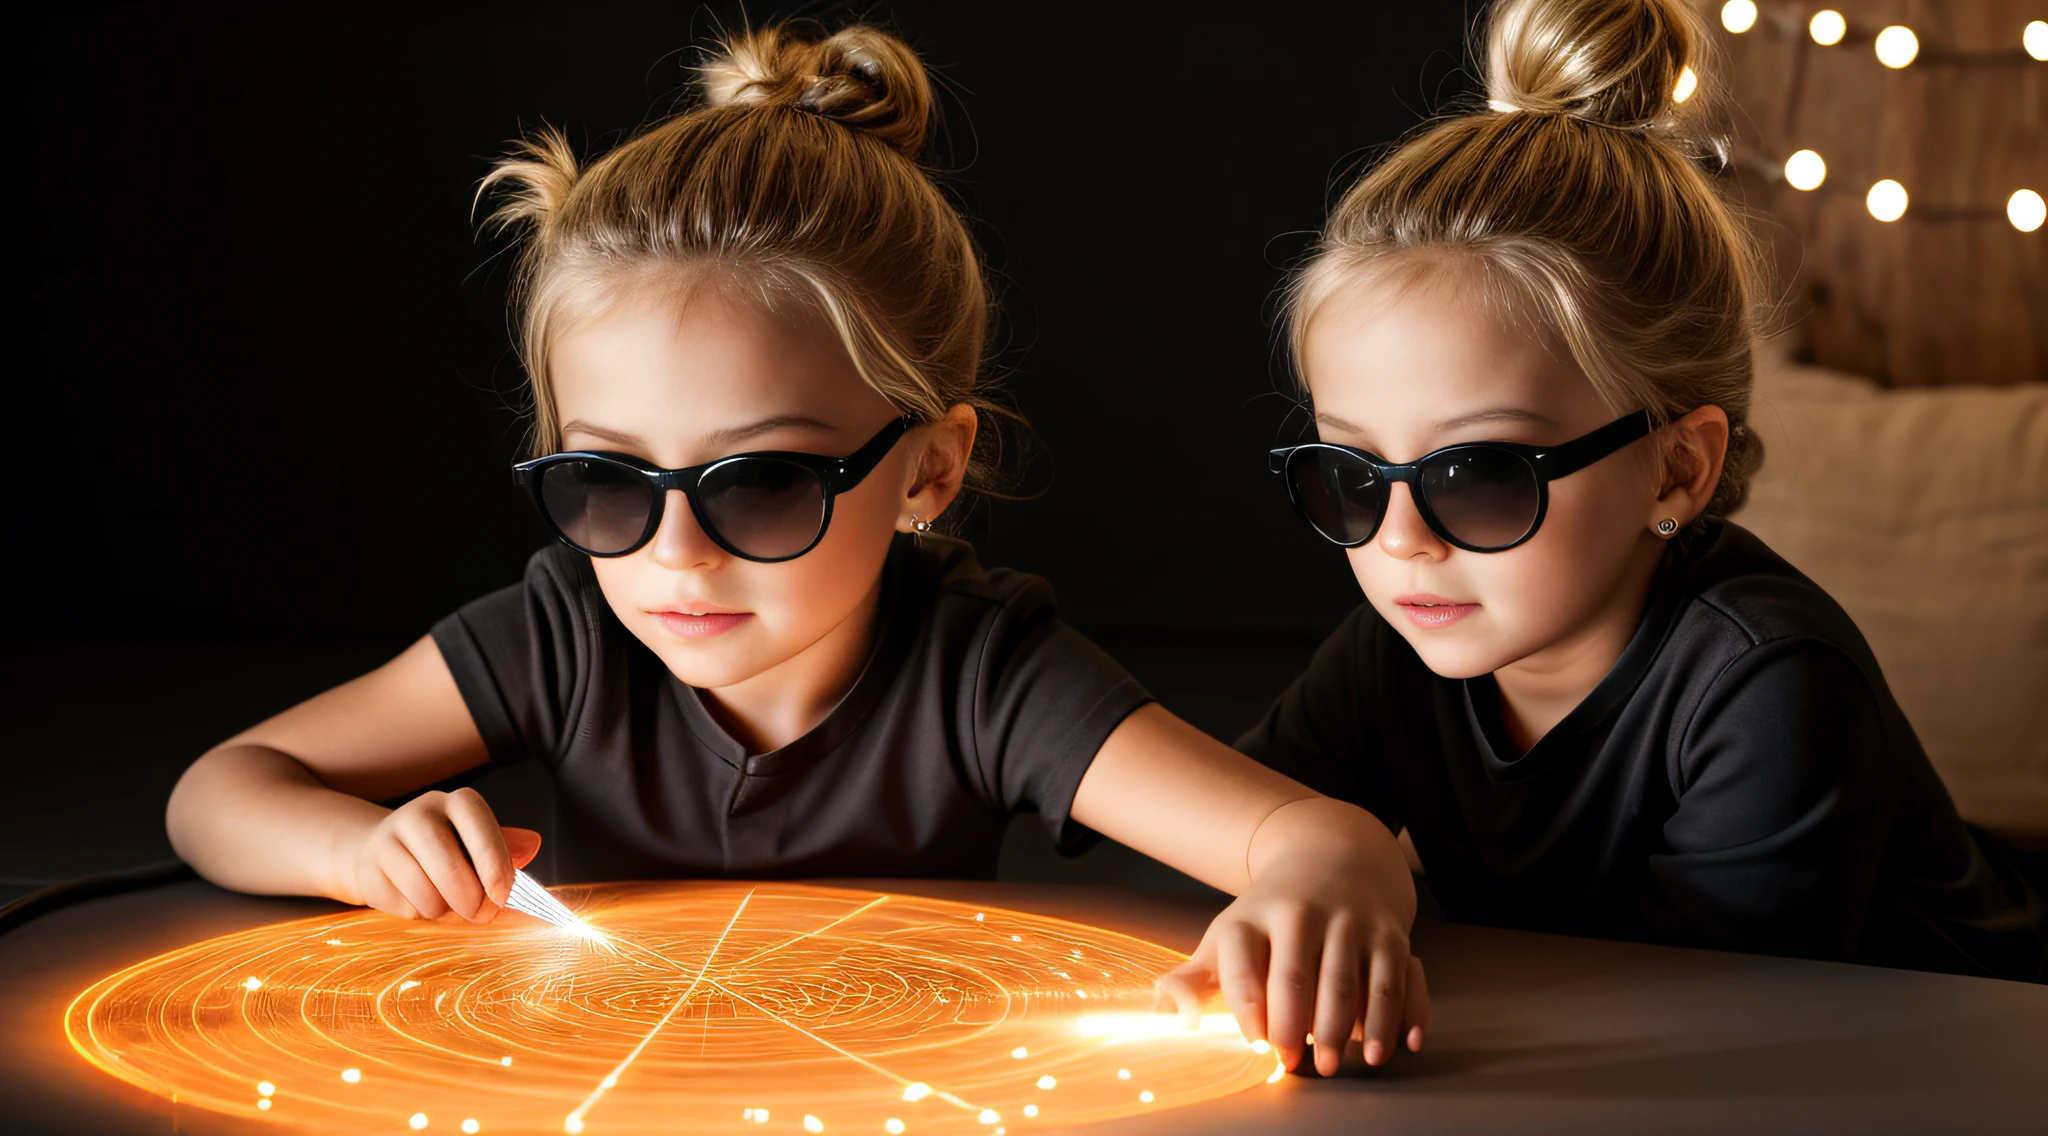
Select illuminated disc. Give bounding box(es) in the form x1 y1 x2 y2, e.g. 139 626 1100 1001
66 882 1281 1135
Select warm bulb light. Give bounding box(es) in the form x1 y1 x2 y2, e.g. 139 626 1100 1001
1809 10 1847 46
1866 180 1908 222
1784 150 1827 191
1673 65 1698 103
2026 21 2048 61
1875 25 1919 68
1721 1 1758 34
2010 189 2046 233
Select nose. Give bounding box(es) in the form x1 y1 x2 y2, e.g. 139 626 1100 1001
647 490 723 570
1375 482 1449 563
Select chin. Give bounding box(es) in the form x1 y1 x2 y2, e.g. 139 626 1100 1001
1398 632 1511 681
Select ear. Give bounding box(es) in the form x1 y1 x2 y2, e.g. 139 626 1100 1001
1649 404 1730 534
897 403 980 532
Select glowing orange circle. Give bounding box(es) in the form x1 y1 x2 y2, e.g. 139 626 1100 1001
67 882 1280 1134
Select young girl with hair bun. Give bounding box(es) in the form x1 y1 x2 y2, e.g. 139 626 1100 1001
167 22 1429 1075
1246 0 2044 980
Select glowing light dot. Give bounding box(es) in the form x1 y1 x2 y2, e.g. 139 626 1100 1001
1866 179 1908 222
257 1081 275 1097
1010 935 1022 943
1036 1075 1057 1090
1251 1040 1272 1054
1267 1059 1288 1084
1809 10 1846 46
1875 25 1919 68
1022 1105 1039 1118
1720 0 1757 34
1138 1090 1156 1104
411 1114 430 1131
903 1083 932 1102
978 1110 1000 1125
565 1117 585 1135
2028 20 2048 60
601 1074 618 1089
257 1099 273 1112
1672 65 1698 104
341 1068 362 1084
399 980 422 992
1010 1047 1028 1059
885 1120 906 1135
804 1118 824 1134
463 1123 481 1135
500 1057 513 1067
242 977 262 991
325 938 342 946
743 1108 771 1123
1785 149 1827 191
1116 1068 1131 1080
2010 189 2046 232
974 913 985 922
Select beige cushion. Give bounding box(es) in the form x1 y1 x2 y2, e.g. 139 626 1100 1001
1734 342 2048 848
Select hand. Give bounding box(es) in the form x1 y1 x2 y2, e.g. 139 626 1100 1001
1158 807 1430 1076
345 786 541 922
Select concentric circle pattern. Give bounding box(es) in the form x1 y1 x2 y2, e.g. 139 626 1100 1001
67 882 1281 1135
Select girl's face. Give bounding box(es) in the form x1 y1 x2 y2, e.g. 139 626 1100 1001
1299 270 1667 681
547 279 945 692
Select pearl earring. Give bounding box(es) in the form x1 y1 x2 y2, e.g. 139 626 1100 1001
1655 517 1679 537
910 514 932 534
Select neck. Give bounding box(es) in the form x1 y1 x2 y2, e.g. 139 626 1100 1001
1491 537 1665 754
697 574 886 755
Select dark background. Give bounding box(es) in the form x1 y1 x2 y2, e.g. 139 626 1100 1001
8 1 1479 892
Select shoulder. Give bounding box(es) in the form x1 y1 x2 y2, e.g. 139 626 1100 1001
1676 521 1872 656
906 534 1061 644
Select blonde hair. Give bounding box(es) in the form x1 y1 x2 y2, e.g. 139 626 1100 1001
1287 0 1766 516
480 23 999 486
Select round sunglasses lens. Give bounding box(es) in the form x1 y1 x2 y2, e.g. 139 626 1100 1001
539 459 655 554
698 457 827 560
1420 448 1541 549
1290 448 1387 545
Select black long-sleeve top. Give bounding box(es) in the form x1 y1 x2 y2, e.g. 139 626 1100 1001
1238 520 2045 981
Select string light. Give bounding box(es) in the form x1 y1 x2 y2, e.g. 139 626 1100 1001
1784 150 1827 191
1866 180 1909 222
1721 1 1758 34
66 882 1281 1135
2026 21 2048 61
1673 65 1698 103
1809 10 1846 47
2011 190 2046 233
1875 26 1920 69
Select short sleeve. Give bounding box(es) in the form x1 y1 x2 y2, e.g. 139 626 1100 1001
1235 605 1402 834
966 575 1153 854
429 546 604 770
1645 639 1896 959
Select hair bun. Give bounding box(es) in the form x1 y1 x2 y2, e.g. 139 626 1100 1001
701 24 934 159
1485 0 1706 132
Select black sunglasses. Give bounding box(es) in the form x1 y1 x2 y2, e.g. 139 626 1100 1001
513 417 912 562
1269 409 1655 553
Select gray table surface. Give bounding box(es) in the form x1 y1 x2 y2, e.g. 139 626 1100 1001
2 877 2043 1136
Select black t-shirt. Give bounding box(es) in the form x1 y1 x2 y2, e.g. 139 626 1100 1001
430 535 1152 884
1239 520 2046 981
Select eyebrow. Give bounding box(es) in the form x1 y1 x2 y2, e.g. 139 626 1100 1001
1313 407 1558 435
559 414 839 452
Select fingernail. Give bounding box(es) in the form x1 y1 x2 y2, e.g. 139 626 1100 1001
1365 1040 1384 1066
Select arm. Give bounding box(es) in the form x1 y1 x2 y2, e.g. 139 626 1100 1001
1070 703 1428 1076
165 635 536 921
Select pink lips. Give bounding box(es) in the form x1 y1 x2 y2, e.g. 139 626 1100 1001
652 608 753 639
1392 593 1479 629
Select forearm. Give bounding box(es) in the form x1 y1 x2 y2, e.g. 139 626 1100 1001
166 744 389 903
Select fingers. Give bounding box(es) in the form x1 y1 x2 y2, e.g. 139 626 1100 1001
372 835 445 920
390 793 489 922
443 788 512 914
1311 916 1364 1077
1404 955 1431 1053
1154 960 1210 1028
1214 920 1271 1048
503 826 543 871
1263 907 1321 1073
1358 936 1410 1067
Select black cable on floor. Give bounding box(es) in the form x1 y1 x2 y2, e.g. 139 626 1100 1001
0 860 195 937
